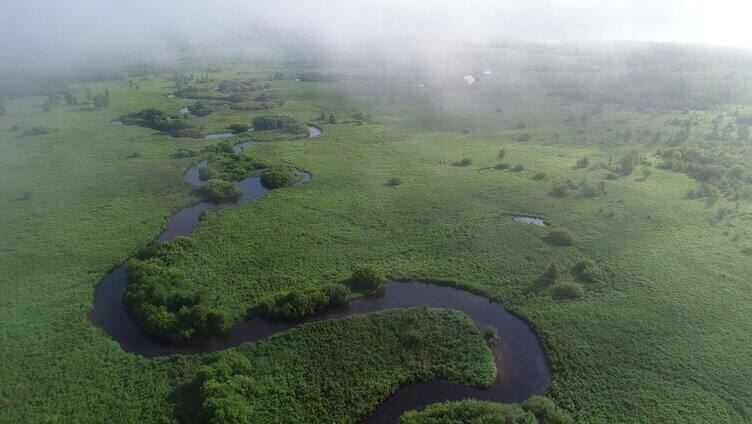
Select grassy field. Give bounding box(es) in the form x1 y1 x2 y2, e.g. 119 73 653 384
2 53 752 423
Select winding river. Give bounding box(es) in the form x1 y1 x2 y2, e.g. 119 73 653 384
88 125 550 422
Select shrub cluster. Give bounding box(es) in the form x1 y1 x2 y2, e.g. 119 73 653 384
348 264 386 292
228 123 250 134
572 259 599 283
258 283 350 320
543 230 573 247
199 152 267 182
260 165 299 189
199 179 241 200
119 108 202 138
400 396 573 424
453 158 472 167
385 177 402 187
125 237 228 341
173 148 197 158
252 115 308 134
187 102 213 117
22 126 51 136
555 281 585 300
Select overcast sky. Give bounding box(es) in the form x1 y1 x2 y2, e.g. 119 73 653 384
1 0 751 72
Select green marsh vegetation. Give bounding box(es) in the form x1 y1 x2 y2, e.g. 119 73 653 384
399 396 573 424
4 43 752 423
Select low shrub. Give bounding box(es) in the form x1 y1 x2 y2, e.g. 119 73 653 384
576 156 591 168
22 126 51 136
453 158 472 167
260 165 298 189
385 177 402 187
260 283 350 320
173 148 197 158
498 147 506 159
572 259 598 283
512 164 525 172
228 123 250 134
252 115 308 134
199 179 241 200
495 162 510 170
119 108 200 138
349 264 386 292
199 152 267 182
479 325 499 346
187 102 213 117
399 397 573 424
533 171 546 180
550 184 569 197
555 282 585 300
543 230 573 247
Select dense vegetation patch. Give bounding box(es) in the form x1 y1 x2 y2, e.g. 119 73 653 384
543 231 573 247
259 165 299 189
187 102 213 117
554 282 585 300
252 115 308 134
124 237 228 341
119 108 202 138
348 264 387 293
193 308 495 424
399 396 573 424
258 283 350 320
198 179 241 201
199 149 268 182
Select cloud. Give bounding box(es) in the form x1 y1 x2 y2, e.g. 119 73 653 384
1 0 750 73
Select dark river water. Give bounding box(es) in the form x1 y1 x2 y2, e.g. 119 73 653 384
88 125 550 422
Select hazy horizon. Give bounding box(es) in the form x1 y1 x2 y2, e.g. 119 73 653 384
1 0 751 74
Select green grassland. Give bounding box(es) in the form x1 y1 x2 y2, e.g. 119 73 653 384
2 50 752 423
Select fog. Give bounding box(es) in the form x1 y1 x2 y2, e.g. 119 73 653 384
1 0 751 74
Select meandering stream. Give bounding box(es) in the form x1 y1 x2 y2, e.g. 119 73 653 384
88 125 550 422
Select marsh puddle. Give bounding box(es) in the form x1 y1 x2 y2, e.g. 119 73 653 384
204 132 234 140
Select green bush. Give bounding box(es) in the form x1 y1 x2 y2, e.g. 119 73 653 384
228 123 250 133
349 264 386 292
199 179 241 200
555 282 585 300
523 395 575 423
479 325 499 346
498 147 506 159
533 171 546 180
252 115 307 134
495 162 510 170
173 148 197 158
572 259 598 283
119 108 200 137
259 283 350 320
385 177 402 187
550 184 569 197
544 231 573 247
22 126 51 136
199 152 267 182
187 102 213 117
125 238 228 341
400 397 573 424
260 165 298 189
512 164 525 172
576 156 591 168
454 158 472 167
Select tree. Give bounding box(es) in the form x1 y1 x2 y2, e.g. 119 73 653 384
64 91 77 105
42 98 52 112
498 147 506 159
93 92 110 108
328 113 336 124
320 111 326 121
353 111 367 123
